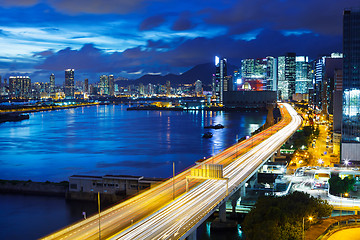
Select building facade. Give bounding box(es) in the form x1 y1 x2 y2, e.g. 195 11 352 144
49 73 55 95
266 56 277 91
9 76 31 98
295 56 312 94
213 56 227 104
68 175 162 196
342 9 360 161
64 69 74 98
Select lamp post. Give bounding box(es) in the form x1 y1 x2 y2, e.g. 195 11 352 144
340 192 349 216
98 192 101 240
303 216 313 240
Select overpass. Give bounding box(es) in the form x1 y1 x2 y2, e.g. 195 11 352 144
41 103 302 240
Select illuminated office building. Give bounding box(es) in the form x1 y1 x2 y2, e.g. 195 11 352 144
84 79 89 93
241 59 254 78
50 73 55 94
295 56 312 94
109 75 115 96
342 9 360 161
266 56 277 91
64 69 74 98
195 80 202 96
99 75 109 95
278 53 296 100
213 56 227 104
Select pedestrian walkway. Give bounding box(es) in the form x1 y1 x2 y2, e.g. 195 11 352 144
306 215 360 240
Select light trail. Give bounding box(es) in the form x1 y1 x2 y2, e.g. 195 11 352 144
41 103 302 240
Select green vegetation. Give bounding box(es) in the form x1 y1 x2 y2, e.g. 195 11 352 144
282 126 319 151
242 191 333 240
328 175 356 195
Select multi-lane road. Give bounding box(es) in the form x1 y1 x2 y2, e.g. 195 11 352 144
41 103 302 240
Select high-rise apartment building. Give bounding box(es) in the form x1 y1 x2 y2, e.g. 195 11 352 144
64 69 74 98
9 76 31 98
342 9 360 161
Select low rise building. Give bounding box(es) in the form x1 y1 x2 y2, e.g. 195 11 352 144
69 174 163 196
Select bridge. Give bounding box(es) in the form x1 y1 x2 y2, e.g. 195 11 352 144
41 103 302 240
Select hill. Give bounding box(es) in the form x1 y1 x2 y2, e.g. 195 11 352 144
116 62 238 86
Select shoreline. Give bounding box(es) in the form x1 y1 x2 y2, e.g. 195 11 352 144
127 105 268 112
0 102 102 114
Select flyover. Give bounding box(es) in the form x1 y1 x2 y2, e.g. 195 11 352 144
41 103 302 240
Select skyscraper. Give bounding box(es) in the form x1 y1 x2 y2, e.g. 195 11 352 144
295 56 312 94
99 75 109 95
342 9 360 161
84 79 89 93
109 75 115 96
195 80 202 96
213 56 227 104
266 56 277 91
50 73 55 94
64 69 74 98
166 80 171 96
277 53 296 100
241 59 254 78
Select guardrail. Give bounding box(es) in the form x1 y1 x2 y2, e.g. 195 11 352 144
316 216 360 240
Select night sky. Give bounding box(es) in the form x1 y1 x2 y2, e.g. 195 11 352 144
0 0 357 83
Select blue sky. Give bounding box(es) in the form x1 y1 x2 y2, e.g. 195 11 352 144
0 0 357 83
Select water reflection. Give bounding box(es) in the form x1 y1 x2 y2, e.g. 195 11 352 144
0 105 266 182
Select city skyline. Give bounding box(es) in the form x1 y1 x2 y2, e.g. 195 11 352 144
0 0 358 83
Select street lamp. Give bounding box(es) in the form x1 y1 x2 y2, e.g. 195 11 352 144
340 192 349 216
344 160 350 168
318 158 323 166
303 216 313 240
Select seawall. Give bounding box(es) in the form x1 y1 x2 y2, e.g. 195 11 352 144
0 180 67 196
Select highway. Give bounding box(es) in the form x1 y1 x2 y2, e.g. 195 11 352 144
41 103 302 240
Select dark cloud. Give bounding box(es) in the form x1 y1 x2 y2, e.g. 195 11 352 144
171 11 195 31
0 0 38 7
139 15 166 31
33 50 54 57
34 29 341 80
36 44 109 71
47 0 148 14
205 0 359 36
147 40 171 49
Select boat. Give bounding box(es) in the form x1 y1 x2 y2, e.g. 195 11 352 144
0 113 30 123
204 124 224 129
202 132 213 138
213 124 224 129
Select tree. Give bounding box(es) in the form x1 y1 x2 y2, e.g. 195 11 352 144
242 192 333 240
329 175 356 195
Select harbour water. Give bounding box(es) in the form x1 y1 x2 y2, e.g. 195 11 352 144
0 104 266 239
